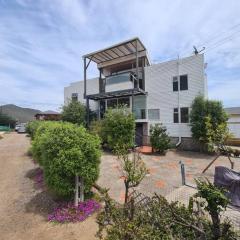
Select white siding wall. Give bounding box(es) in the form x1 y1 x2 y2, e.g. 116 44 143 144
145 54 206 137
227 115 240 138
64 54 207 138
64 78 99 111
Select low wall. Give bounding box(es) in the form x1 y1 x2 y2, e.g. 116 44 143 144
143 135 202 152
170 137 202 151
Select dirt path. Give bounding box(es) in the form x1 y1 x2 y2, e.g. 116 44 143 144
0 132 98 240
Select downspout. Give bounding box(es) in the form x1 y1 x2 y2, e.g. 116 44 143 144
176 55 182 147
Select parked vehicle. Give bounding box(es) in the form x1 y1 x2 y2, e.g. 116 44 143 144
17 123 26 133
15 124 21 131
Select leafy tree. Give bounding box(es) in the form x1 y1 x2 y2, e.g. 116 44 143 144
102 107 135 153
194 179 230 240
190 96 229 152
31 122 101 199
89 119 105 142
62 100 86 125
96 177 238 240
0 112 16 128
150 123 171 154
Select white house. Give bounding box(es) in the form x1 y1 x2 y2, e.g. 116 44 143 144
225 107 240 138
64 37 207 149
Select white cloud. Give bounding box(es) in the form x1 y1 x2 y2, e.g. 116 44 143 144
0 0 240 110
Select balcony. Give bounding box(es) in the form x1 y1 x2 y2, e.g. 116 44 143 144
133 108 160 121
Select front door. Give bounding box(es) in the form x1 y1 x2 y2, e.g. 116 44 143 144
135 123 143 146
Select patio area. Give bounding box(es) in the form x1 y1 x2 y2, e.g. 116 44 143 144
97 149 240 203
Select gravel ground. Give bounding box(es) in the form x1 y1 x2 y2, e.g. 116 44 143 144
0 132 98 240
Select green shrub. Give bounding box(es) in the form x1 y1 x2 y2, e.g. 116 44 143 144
89 119 105 142
150 123 171 154
62 100 86 125
32 122 101 198
31 121 58 166
190 96 230 152
102 107 135 153
26 120 43 139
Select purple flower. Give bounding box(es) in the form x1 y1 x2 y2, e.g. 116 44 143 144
48 199 101 223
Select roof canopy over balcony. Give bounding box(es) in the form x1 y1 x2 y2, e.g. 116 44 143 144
82 37 150 68
86 88 147 101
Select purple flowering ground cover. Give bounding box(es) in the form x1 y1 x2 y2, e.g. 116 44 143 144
48 199 101 223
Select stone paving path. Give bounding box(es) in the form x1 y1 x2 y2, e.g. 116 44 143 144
165 185 240 231
98 150 240 203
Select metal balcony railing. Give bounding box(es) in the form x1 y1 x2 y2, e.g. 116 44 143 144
133 108 160 120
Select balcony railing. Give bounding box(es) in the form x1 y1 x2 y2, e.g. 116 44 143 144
92 108 160 121
133 108 160 120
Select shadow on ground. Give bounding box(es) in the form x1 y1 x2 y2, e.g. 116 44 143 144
25 191 58 219
24 167 60 220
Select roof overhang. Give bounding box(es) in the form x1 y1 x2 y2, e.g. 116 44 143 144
83 37 151 68
86 88 147 101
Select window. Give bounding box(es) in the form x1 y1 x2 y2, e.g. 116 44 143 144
173 108 179 123
181 107 189 123
180 75 188 90
107 97 130 109
107 99 117 108
148 109 160 120
173 75 188 91
173 76 178 91
118 97 130 107
71 93 78 101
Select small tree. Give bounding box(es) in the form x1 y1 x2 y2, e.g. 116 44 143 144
102 107 135 153
150 123 171 154
194 179 230 240
116 149 148 204
190 96 229 152
32 122 101 201
62 100 86 125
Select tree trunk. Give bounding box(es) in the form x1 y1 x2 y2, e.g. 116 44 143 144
74 175 79 207
124 180 129 204
210 211 221 240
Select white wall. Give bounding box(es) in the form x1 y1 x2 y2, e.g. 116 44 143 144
227 114 240 138
64 78 99 111
145 54 206 137
64 54 206 138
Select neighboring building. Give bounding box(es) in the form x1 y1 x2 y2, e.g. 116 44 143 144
225 107 240 138
35 110 61 121
64 37 207 148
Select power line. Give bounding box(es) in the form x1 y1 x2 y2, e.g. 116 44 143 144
199 22 240 47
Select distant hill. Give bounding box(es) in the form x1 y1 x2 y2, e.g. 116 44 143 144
0 104 41 123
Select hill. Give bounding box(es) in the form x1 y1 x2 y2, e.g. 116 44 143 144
0 104 41 123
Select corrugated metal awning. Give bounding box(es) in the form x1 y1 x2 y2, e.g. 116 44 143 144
83 37 149 65
86 88 147 101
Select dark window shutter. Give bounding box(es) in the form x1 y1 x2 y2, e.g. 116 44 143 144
180 107 189 123
173 108 179 123
180 75 188 90
173 76 178 91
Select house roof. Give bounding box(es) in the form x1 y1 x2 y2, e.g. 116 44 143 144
35 110 60 115
225 107 240 115
83 37 150 65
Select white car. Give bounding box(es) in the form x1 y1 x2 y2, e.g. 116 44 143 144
17 123 26 133
15 124 21 131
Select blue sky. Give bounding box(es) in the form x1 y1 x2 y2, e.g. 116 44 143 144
0 0 240 111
